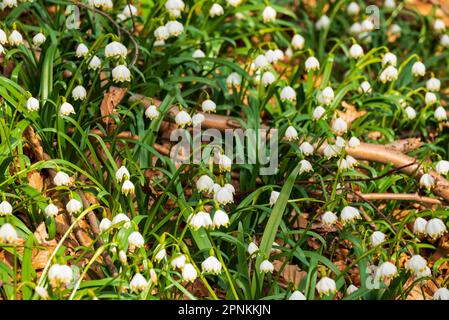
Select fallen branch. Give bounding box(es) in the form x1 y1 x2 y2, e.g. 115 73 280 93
348 192 443 205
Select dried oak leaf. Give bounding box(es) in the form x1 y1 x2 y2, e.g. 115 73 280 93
337 101 367 126
100 86 128 126
27 171 44 192
273 260 307 287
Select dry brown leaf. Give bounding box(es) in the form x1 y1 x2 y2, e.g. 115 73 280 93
27 171 43 192
273 260 307 287
100 86 128 126
337 101 367 125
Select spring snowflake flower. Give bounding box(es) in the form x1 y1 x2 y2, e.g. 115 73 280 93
305 56 320 71
291 34 305 50
154 26 170 41
66 198 82 214
411 61 426 77
182 263 198 282
289 290 306 300
99 217 112 232
122 4 138 17
350 22 362 35
371 231 386 246
315 15 330 30
321 211 337 226
436 160 449 175
427 78 441 92
209 3 224 17
171 254 186 269
0 223 19 244
53 171 71 186
105 41 127 59
201 99 216 113
433 19 446 32
254 54 270 70
260 71 276 86
196 175 214 193
425 92 437 105
390 24 401 35
426 218 447 239
213 209 230 228
192 113 205 126
433 288 449 300
189 211 213 230
247 242 259 256
340 206 361 224
35 286 49 300
145 105 160 120
318 87 334 105
316 277 336 296
346 284 358 296
284 126 298 141
0 29 6 45
280 86 296 101
3 0 17 8
0 201 12 216
419 173 434 189
48 264 73 288
269 190 280 206
214 187 234 205
154 248 166 262
312 106 326 120
217 154 232 172
262 6 276 23
404 106 416 120
347 2 360 15
112 213 131 227
72 85 87 101
112 65 131 82
128 231 145 248
358 81 371 94
361 19 375 32
382 53 397 67
25 96 39 112
384 0 396 10
434 106 447 121
166 20 184 37
88 56 101 70
226 72 242 86
121 180 135 195
260 260 274 273
299 142 314 155
202 256 222 274
75 43 89 58
130 273 148 292
44 203 59 218
349 44 364 59
413 217 427 236
379 66 398 83
8 30 23 46
441 34 449 47
348 136 361 148
115 166 130 182
406 255 427 274
32 33 46 47
175 110 192 127
323 144 340 158
299 160 313 174
227 0 242 7
332 118 348 135
377 261 398 281
192 49 205 58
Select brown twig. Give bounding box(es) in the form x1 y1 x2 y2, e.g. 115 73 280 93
347 192 443 205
